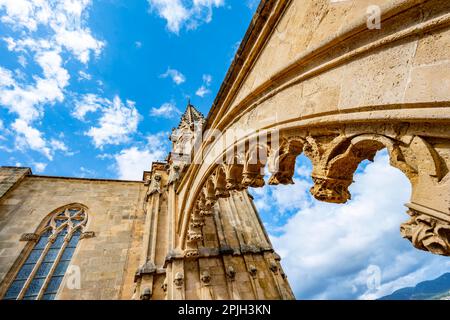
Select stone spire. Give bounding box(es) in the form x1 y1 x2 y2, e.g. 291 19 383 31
168 101 205 170
178 100 205 130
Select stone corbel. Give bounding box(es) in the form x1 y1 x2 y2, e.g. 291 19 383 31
268 138 303 185
80 231 95 239
242 147 266 188
19 233 39 242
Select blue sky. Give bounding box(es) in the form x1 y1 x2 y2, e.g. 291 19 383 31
0 0 256 178
0 0 448 300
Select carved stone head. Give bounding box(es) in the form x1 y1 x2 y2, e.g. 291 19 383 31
226 265 236 280
249 264 257 278
174 272 184 288
269 261 279 274
140 287 152 300
200 270 211 285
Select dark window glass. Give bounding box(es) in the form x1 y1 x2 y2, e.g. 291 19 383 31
3 208 85 300
3 280 26 300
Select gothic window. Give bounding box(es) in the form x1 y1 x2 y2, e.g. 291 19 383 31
3 205 88 300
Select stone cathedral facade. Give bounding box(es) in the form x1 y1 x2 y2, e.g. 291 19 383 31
1 0 450 300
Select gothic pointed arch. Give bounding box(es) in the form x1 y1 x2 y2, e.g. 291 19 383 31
1 204 92 300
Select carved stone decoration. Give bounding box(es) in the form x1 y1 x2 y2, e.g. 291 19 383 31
168 164 182 184
161 278 168 292
242 146 266 188
211 167 230 198
203 179 218 202
80 231 95 239
248 264 257 279
184 249 199 259
223 164 245 191
310 176 352 203
197 195 214 217
268 138 303 185
190 214 205 228
226 265 236 280
400 209 450 256
140 287 152 300
19 233 39 242
187 229 203 243
174 272 184 288
200 270 211 286
269 261 279 274
148 174 162 196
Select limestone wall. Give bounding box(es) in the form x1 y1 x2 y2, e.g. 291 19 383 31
0 173 145 300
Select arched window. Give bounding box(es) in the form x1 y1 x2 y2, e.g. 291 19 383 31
3 205 88 300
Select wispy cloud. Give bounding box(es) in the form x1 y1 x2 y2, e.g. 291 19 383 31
150 102 182 119
195 73 212 97
160 67 186 85
147 0 224 34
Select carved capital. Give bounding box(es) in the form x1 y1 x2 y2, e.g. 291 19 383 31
310 176 352 204
401 209 450 256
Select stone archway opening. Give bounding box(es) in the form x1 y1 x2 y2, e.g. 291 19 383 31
247 149 449 299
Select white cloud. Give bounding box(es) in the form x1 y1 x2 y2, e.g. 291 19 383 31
72 93 107 120
202 73 212 85
78 70 92 81
195 74 212 97
85 95 141 148
147 0 224 34
33 162 47 173
0 0 104 158
18 55 27 67
160 67 186 85
11 119 52 159
79 166 95 178
114 132 169 180
150 102 181 119
50 138 68 152
0 0 104 64
265 152 450 299
195 85 210 97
